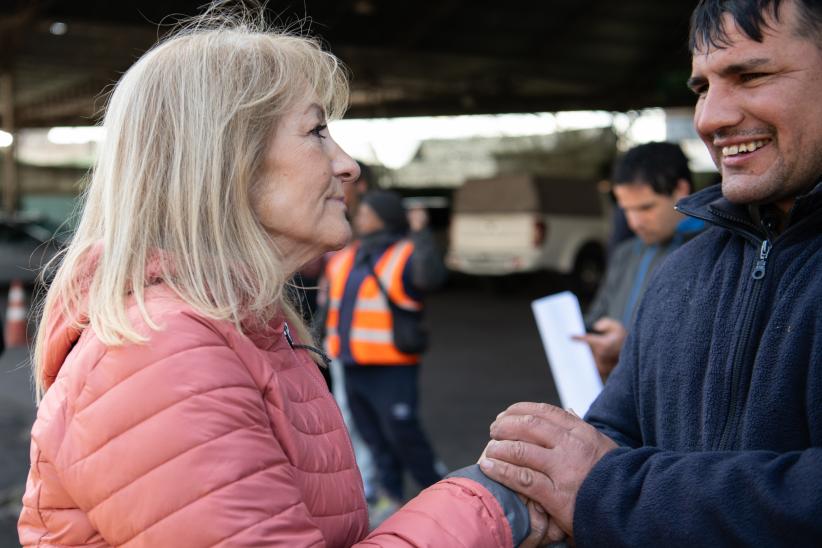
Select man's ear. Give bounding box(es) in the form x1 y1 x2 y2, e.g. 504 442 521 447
673 178 691 201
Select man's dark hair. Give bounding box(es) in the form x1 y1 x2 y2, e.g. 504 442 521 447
689 0 822 52
612 142 693 196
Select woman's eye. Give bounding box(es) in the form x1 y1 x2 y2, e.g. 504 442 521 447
310 124 328 139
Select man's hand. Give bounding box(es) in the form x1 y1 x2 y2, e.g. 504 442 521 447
476 448 565 546
479 402 618 538
572 317 627 381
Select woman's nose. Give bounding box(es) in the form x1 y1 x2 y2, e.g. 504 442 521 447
333 140 360 184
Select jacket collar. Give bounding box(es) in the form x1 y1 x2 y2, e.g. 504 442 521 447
41 244 291 389
676 178 822 242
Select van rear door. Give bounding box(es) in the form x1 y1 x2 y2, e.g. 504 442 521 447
447 176 543 274
448 213 542 274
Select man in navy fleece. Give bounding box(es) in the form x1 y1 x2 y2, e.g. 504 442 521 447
479 0 822 545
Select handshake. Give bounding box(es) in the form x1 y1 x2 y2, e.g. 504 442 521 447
478 402 618 547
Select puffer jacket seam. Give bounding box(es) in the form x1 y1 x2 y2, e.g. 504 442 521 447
257 360 285 452
68 383 258 468
87 422 268 513
38 506 102 512
284 393 327 405
29 543 110 547
120 461 280 545
290 462 357 475
28 540 109 547
282 420 346 438
385 507 469 547
74 344 231 416
34 448 49 548
205 499 306 548
310 507 365 519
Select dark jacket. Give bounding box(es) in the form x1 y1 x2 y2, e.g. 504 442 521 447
585 217 704 327
575 181 822 546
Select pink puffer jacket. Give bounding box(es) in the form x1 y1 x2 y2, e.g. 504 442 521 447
19 282 521 547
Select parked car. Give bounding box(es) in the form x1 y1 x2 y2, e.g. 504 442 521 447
446 174 609 294
0 215 64 290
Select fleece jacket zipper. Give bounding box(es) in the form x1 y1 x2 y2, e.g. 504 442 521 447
716 237 771 450
674 204 772 450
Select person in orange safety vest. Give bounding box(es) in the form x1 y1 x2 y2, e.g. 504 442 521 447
323 189 447 517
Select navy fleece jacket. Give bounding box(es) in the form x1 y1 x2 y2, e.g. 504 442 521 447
576 182 822 546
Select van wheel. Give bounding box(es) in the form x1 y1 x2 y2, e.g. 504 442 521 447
572 243 605 300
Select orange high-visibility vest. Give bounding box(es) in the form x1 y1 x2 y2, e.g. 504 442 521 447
324 240 422 365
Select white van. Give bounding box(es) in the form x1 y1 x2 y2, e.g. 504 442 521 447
446 175 609 290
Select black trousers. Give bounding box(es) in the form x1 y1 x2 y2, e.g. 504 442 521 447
344 364 442 501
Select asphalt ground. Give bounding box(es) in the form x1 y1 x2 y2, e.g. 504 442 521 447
0 275 570 545
0 347 35 548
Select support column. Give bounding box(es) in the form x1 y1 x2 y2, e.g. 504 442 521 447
1 72 18 215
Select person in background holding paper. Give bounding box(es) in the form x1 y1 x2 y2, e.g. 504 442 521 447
323 189 447 525
479 0 822 545
576 142 703 381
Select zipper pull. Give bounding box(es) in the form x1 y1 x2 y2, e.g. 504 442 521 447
283 321 294 348
751 239 771 280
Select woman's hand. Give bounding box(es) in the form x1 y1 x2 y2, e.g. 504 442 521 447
520 498 568 547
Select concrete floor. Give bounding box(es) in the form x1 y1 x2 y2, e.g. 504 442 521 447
0 278 567 545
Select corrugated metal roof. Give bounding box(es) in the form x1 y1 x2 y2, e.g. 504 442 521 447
0 0 698 128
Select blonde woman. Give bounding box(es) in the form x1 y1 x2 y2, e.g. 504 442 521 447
17 10 547 548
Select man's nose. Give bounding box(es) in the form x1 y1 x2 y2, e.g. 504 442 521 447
694 84 744 140
626 212 643 232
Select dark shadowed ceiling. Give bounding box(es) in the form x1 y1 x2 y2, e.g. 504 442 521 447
0 0 700 128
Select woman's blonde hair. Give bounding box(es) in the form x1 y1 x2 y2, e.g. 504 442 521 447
33 6 349 399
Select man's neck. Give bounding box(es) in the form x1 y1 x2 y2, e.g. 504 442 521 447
760 176 822 232
749 203 787 236
773 197 796 217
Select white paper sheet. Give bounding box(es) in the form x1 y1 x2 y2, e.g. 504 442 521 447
531 291 603 416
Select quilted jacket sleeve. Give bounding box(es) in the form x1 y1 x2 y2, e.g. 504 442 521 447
358 466 529 548
50 315 328 547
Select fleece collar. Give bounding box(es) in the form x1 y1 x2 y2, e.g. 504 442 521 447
676 178 822 241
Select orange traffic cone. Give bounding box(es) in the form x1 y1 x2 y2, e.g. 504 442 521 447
5 280 28 347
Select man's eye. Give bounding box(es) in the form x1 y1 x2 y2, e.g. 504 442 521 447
690 84 707 97
740 72 767 83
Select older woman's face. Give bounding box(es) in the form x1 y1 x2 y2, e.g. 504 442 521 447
253 94 359 267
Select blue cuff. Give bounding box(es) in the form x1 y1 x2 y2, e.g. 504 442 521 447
447 464 530 546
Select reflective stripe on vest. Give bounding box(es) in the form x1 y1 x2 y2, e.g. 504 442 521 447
324 240 422 365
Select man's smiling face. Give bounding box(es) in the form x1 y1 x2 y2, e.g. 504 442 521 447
689 0 822 211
